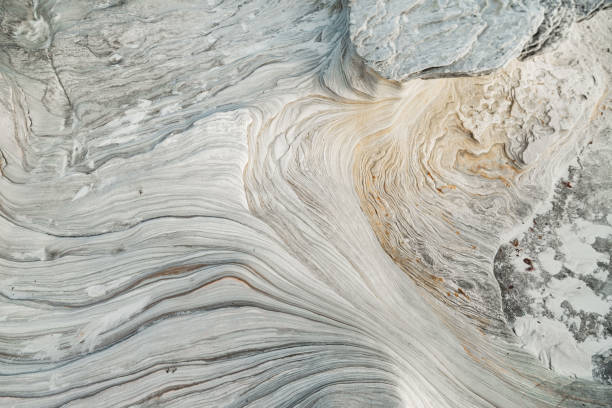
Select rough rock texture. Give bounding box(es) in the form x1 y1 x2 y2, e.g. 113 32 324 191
520 0 612 59
494 113 612 383
0 1 611 407
349 0 612 81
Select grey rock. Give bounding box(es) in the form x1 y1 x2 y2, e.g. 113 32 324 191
348 0 611 81
520 0 612 59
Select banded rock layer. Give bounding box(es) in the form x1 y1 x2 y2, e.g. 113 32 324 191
0 1 611 407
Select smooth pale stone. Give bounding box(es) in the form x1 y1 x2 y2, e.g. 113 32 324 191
0 1 611 407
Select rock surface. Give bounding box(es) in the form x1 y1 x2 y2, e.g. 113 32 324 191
0 1 611 407
495 114 612 384
349 0 612 80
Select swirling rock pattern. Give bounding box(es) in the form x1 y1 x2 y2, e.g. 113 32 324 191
0 1 611 407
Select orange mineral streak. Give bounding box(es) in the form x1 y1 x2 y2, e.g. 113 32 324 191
352 73 524 327
455 143 521 186
457 287 470 300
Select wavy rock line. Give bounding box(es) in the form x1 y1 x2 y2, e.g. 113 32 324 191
0 1 611 407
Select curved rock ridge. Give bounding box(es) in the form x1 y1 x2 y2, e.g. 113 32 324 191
349 0 612 81
0 1 611 407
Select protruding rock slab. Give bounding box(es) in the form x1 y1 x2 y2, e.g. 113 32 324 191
348 0 611 81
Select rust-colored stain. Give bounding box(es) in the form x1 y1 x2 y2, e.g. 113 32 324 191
457 287 470 300
462 345 479 362
455 143 520 186
157 264 205 277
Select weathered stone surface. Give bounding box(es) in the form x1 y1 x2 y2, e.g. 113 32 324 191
495 119 612 383
348 0 611 80
0 1 610 407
